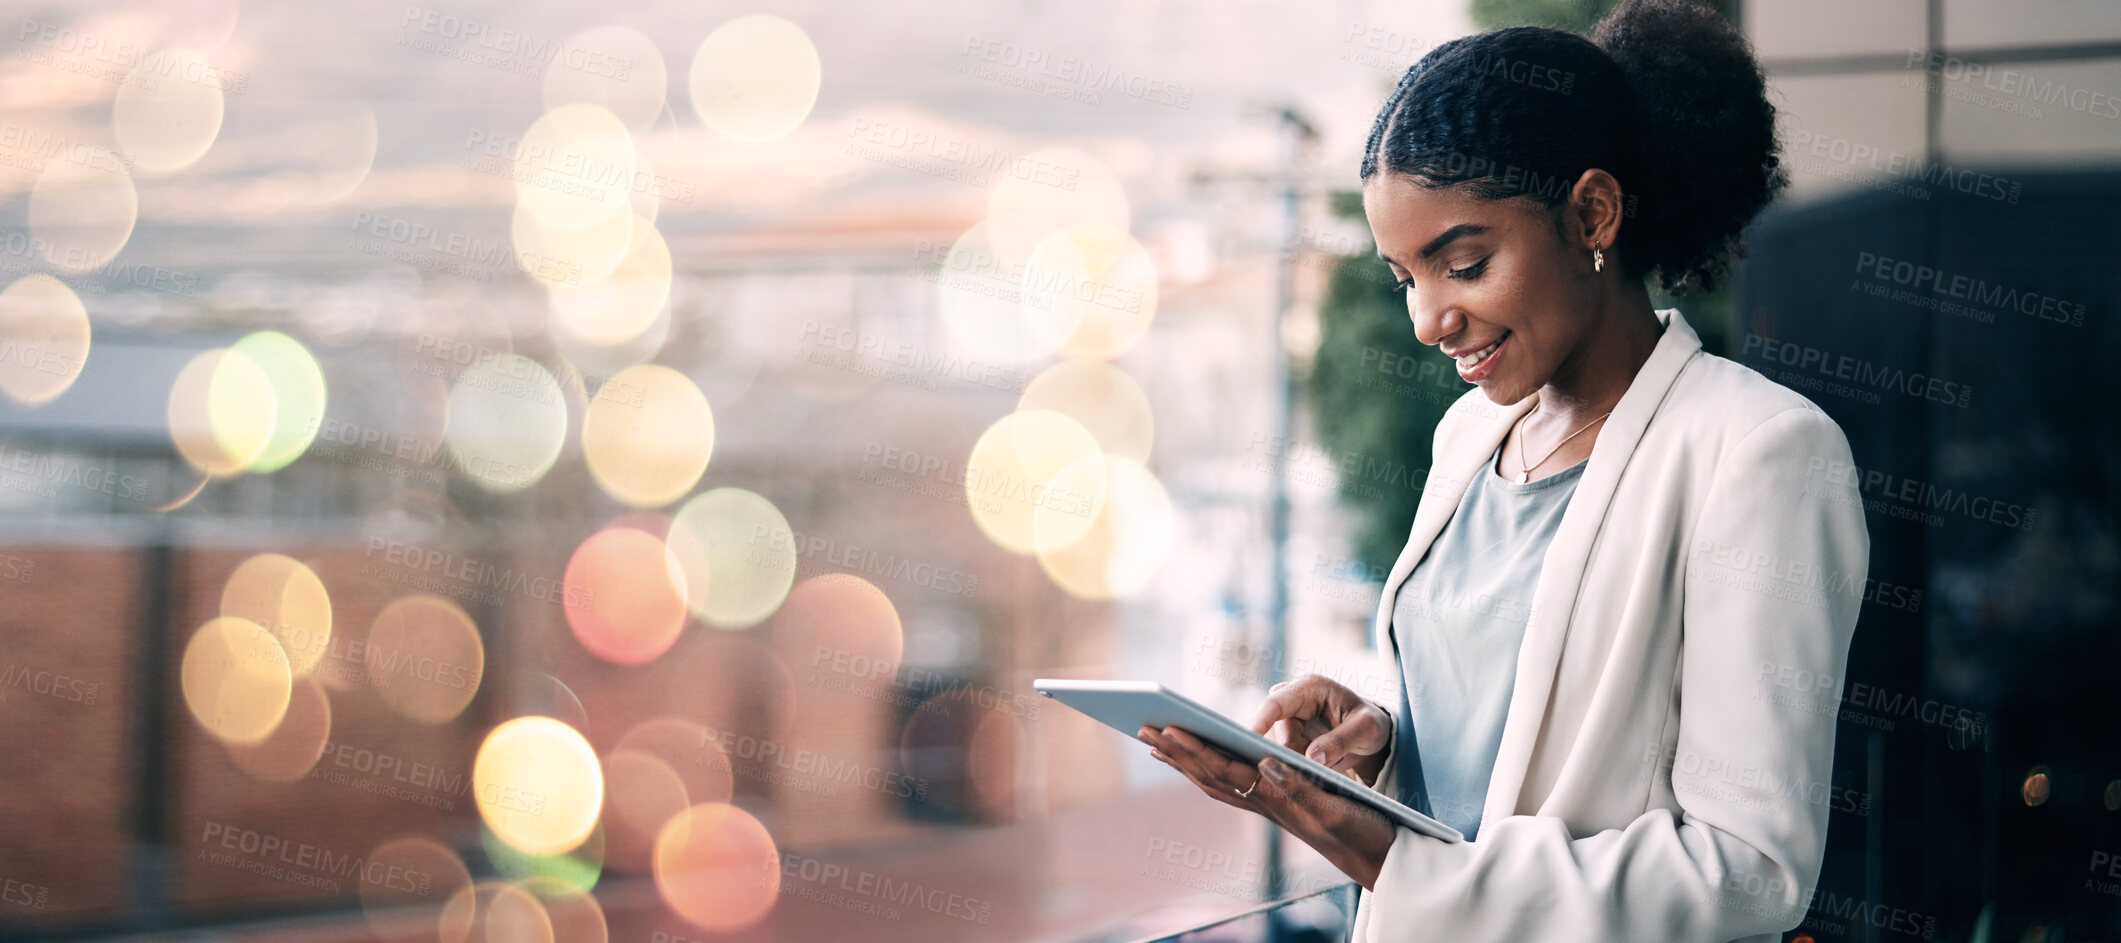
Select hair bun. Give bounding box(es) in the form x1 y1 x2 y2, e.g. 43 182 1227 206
1594 0 1786 294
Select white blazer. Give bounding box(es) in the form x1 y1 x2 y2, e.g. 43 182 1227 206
1346 307 1870 943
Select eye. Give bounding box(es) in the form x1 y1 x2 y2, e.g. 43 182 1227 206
1391 277 1414 294
1447 257 1490 281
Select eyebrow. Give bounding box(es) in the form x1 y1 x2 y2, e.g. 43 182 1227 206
1377 223 1492 268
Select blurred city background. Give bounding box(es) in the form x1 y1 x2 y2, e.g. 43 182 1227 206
0 0 2115 941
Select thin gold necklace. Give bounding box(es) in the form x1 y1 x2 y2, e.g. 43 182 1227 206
1512 401 1610 484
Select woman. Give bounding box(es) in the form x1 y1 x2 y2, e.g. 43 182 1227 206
1135 1 1871 939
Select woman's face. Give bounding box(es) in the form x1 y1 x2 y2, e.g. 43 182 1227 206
1361 172 1600 405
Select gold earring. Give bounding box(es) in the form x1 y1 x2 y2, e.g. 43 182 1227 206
1593 246 1604 272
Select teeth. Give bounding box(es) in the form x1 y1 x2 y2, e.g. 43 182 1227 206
1457 335 1504 368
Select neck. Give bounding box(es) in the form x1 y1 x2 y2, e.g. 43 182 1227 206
1534 282 1663 426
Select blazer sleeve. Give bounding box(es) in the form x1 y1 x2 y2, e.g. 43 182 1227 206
1353 405 1870 942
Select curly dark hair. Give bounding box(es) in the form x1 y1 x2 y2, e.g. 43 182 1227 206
1359 0 1786 295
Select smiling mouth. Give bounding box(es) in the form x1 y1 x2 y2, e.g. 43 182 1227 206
1456 332 1509 369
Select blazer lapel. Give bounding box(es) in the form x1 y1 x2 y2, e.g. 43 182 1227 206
1477 308 1702 828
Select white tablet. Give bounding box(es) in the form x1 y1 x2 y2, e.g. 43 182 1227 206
1034 678 1464 843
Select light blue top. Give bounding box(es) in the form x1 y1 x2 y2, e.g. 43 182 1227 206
1388 443 1585 840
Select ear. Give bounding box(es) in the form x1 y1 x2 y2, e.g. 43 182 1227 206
1565 167 1627 255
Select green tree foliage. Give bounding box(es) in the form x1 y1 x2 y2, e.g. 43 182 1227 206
1471 0 1616 32
1307 191 1466 579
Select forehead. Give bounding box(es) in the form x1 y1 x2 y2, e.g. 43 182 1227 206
1361 173 1498 235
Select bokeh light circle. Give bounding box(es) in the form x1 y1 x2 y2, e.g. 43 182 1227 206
367 594 485 725
1035 456 1175 599
935 216 1081 364
225 676 331 783
219 553 332 674
653 803 780 932
168 347 278 477
1021 224 1159 359
688 15 821 143
563 527 689 665
512 199 634 287
777 574 902 696
964 409 1107 554
443 353 567 494
582 364 714 508
514 104 636 228
230 331 327 473
113 47 227 174
358 836 473 942
547 218 672 349
180 616 293 744
475 716 605 858
27 147 137 271
1018 359 1153 462
0 275 91 406
667 488 797 629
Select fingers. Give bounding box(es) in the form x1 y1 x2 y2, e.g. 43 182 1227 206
1138 726 1257 809
1250 681 1320 735
1304 702 1388 771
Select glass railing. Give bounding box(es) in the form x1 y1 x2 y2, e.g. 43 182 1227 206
1128 882 1359 943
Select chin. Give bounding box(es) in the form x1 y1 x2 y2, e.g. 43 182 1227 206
1475 379 1533 406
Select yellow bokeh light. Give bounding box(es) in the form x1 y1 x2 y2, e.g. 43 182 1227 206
515 104 635 228
547 218 671 349
688 14 820 144
582 365 713 508
965 410 1107 554
0 274 91 406
1021 224 1159 359
1019 359 1153 462
666 488 798 629
367 594 485 725
985 146 1130 258
513 199 634 288
225 676 331 783
180 616 293 744
360 837 473 943
545 26 668 133
28 150 137 272
230 331 327 473
522 875 609 943
475 716 605 858
564 527 689 665
628 147 663 224
444 880 555 943
443 353 568 494
653 803 780 932
113 48 226 174
169 347 278 478
934 216 1082 364
220 553 332 674
1036 456 1175 599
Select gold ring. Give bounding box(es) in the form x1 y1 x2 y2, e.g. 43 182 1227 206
1237 779 1258 798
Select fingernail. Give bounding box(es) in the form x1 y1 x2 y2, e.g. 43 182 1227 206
1262 759 1288 782
1149 749 1167 761
1306 746 1325 763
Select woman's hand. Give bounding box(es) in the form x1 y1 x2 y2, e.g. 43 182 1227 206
1136 723 1397 890
1250 675 1394 786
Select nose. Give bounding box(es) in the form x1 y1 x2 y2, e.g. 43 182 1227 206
1406 286 1463 349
